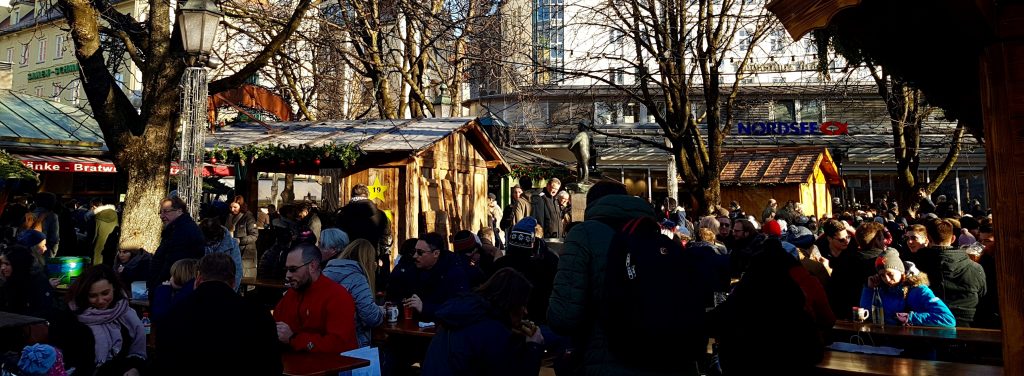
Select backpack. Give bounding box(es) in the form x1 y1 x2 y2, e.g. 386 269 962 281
602 216 712 371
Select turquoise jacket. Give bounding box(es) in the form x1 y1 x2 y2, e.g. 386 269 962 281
859 284 956 327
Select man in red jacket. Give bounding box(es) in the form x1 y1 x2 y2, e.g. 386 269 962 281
274 243 358 353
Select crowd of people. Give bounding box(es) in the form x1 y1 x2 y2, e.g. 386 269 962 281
0 180 1000 375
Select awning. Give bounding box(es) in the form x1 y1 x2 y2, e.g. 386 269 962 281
12 154 234 177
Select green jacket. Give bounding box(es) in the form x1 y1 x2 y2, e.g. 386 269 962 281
92 206 118 265
548 195 691 376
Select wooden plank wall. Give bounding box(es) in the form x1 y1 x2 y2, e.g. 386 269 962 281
980 28 1024 374
418 130 491 243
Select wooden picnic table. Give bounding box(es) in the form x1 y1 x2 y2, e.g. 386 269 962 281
832 320 1002 345
281 352 370 376
380 317 438 338
816 350 1003 375
0 311 46 329
0 311 48 345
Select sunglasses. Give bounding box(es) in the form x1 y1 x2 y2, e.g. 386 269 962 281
285 260 312 273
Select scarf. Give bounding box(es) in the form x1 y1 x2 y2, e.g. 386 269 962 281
75 299 145 365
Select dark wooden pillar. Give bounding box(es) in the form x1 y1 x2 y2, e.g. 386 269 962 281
979 16 1024 373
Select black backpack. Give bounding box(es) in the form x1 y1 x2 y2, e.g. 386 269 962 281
602 216 712 371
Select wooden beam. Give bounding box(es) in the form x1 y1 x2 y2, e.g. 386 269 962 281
979 34 1024 374
765 0 861 40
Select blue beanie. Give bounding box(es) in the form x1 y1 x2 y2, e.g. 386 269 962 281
17 230 46 248
18 344 57 375
508 217 538 249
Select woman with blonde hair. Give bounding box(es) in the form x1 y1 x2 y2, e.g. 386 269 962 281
322 237 383 348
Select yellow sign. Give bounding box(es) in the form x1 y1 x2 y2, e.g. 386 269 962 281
368 177 388 202
382 209 394 224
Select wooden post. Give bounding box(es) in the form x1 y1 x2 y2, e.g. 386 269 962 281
979 36 1024 374
404 157 421 243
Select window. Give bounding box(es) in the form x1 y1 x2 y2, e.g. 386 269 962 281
37 39 46 63
770 30 786 53
624 102 640 124
609 66 624 85
55 35 65 59
35 87 42 97
771 100 796 122
52 83 60 102
610 28 624 45
114 72 124 88
5 48 11 63
595 102 621 125
20 44 29 65
771 76 786 83
647 101 666 123
737 29 751 50
799 100 822 122
12 9 19 24
71 81 80 105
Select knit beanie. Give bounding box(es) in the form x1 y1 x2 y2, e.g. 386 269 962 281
452 230 479 254
875 250 905 274
508 217 538 249
763 220 782 238
18 344 66 376
17 230 46 248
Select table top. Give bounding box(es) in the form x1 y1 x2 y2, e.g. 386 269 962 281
281 352 370 376
0 311 46 329
833 320 1002 345
240 277 288 289
817 350 1003 375
380 318 438 338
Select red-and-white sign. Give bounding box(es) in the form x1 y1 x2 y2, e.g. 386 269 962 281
14 154 233 177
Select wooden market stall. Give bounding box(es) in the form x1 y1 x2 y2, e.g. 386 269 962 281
205 118 509 252
718 147 841 219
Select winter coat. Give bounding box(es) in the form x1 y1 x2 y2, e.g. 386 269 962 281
273 276 358 353
385 257 419 305
148 213 205 291
828 246 885 320
858 282 956 327
222 211 258 258
908 245 987 326
116 252 151 285
204 228 243 291
531 191 562 238
974 253 1000 328
492 245 559 324
413 254 473 322
92 206 119 265
322 259 384 347
422 294 543 376
547 194 683 376
336 198 390 251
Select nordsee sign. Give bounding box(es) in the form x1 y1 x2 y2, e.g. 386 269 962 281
736 121 849 136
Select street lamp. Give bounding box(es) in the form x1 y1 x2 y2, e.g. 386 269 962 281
176 0 222 218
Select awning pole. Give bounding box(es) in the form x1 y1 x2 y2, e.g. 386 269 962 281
868 169 874 204
955 169 962 214
646 168 652 201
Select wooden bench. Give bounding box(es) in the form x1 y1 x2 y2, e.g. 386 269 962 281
816 350 1003 375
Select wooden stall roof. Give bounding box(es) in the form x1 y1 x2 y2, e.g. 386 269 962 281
205 117 509 172
719 147 841 186
0 90 107 155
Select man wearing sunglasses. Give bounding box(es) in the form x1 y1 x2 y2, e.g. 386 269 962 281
148 197 205 293
273 243 358 353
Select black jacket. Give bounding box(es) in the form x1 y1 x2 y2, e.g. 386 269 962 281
975 253 1000 329
531 191 562 238
909 245 987 326
223 212 259 256
414 254 473 322
154 281 282 375
492 245 558 324
117 252 151 285
337 199 390 250
148 214 205 291
422 294 543 376
828 246 885 320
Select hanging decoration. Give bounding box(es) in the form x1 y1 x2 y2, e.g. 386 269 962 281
178 67 208 217
206 143 361 167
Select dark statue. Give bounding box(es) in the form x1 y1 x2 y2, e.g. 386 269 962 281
568 122 599 181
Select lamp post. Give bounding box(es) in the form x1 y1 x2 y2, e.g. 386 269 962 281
176 0 222 218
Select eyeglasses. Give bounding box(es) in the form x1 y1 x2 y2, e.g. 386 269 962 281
158 208 181 214
415 248 435 257
285 260 312 273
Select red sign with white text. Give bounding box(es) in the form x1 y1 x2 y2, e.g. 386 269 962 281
19 158 233 177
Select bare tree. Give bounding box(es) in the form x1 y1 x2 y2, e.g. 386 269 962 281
56 0 317 249
552 0 772 214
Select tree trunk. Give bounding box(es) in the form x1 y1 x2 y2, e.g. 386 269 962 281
282 173 295 203
696 173 722 216
320 168 342 212
116 126 174 252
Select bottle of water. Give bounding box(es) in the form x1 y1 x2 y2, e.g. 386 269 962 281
870 288 885 326
142 313 152 335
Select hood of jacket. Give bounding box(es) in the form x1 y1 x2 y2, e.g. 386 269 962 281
205 228 237 254
323 258 365 281
583 194 656 223
434 293 496 330
94 205 118 223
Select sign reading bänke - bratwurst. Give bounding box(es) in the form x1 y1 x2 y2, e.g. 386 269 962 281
736 121 849 136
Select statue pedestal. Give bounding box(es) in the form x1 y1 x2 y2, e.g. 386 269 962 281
571 191 587 224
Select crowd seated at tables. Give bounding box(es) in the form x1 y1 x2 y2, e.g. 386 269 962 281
0 184 1001 376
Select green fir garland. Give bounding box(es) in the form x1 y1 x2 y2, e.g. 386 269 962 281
206 143 361 166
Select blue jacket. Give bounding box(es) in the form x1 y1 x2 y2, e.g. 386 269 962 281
422 293 543 376
859 284 956 327
415 254 472 322
322 259 384 347
204 227 243 291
